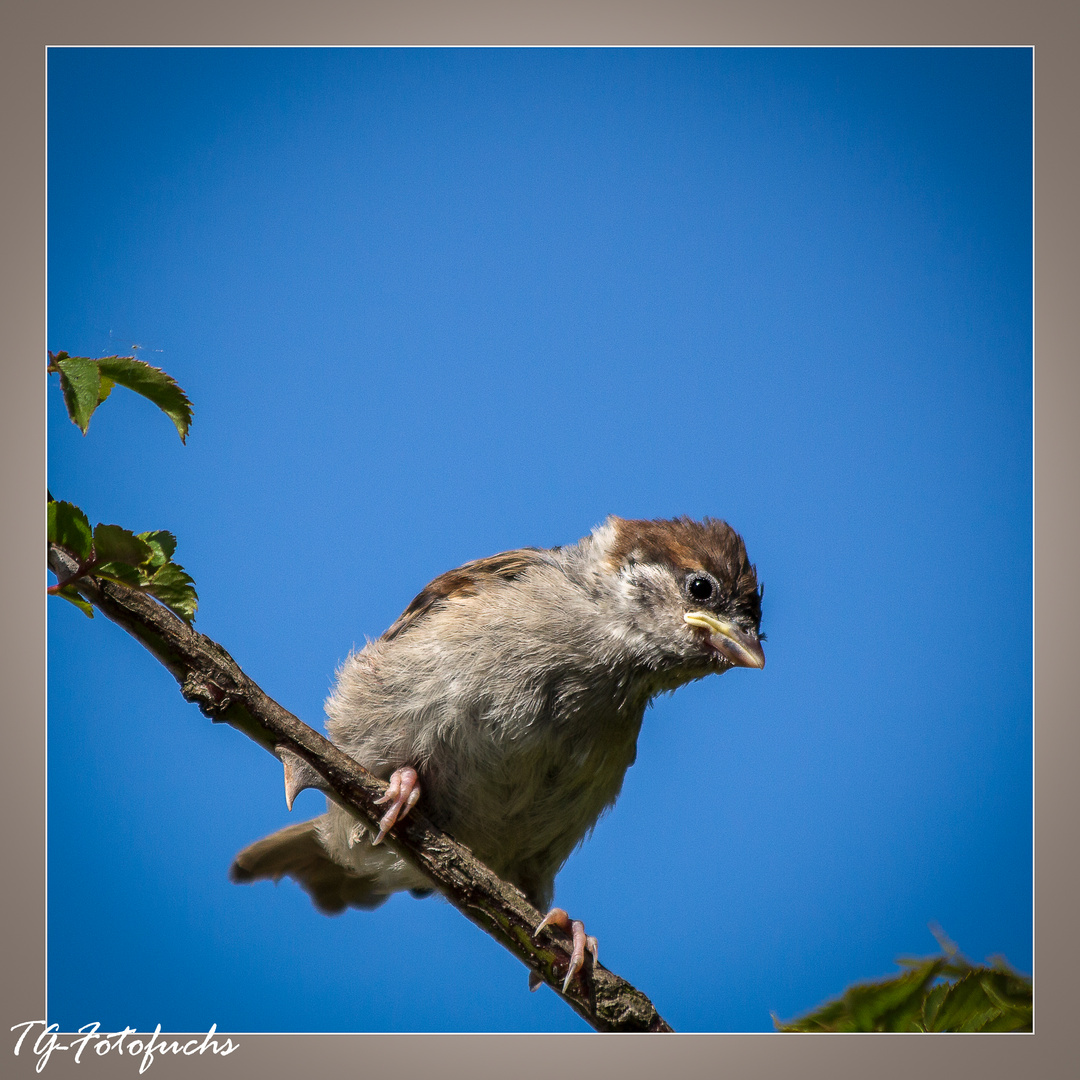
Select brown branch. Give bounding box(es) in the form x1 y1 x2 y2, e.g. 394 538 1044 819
48 544 674 1033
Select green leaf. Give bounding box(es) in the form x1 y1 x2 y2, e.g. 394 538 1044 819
921 981 950 1030
979 1009 1033 1033
775 997 848 1032
94 561 148 587
55 356 102 434
926 972 993 1031
93 523 153 567
55 584 94 618
980 969 1035 1012
47 499 93 561
778 938 1032 1034
96 355 193 442
846 960 942 1032
977 993 1033 1033
144 561 199 623
779 960 943 1032
136 530 177 567
930 971 1032 1032
97 375 115 404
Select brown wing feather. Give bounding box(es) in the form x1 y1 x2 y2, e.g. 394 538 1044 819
381 547 548 641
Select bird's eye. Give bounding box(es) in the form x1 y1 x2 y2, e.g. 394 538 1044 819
687 574 715 602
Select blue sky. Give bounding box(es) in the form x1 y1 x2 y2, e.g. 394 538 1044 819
46 47 1032 1033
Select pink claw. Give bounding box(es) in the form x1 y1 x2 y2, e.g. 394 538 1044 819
372 766 421 845
533 907 600 993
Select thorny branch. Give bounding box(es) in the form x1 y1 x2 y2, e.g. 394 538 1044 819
48 544 674 1033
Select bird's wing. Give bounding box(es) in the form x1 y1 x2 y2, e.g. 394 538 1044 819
381 547 551 641
230 818 392 914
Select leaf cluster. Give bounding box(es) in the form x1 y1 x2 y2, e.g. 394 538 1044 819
47 348 198 622
48 497 199 624
48 350 193 441
775 940 1032 1033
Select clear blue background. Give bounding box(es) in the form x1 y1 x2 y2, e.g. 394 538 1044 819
46 47 1032 1033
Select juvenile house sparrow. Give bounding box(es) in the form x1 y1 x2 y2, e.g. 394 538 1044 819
231 515 764 990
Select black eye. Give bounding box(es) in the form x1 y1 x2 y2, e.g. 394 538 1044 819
687 574 715 602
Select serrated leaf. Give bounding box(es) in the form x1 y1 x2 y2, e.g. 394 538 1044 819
922 972 992 1031
975 972 1033 1031
136 530 177 567
47 499 93 561
98 375 115 404
779 958 945 1032
93 523 153 567
978 1006 1033 1033
145 561 199 623
94 561 149 587
55 584 94 618
965 1007 1007 1032
779 939 1032 1035
921 981 950 1030
96 355 193 442
980 970 1034 1011
775 997 848 1032
55 356 102 434
848 960 941 1031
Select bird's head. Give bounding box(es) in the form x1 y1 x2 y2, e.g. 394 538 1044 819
589 515 765 685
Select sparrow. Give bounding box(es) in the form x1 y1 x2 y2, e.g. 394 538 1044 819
231 515 765 991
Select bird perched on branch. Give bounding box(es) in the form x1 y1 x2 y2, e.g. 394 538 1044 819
231 515 765 990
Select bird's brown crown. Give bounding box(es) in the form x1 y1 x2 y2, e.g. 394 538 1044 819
605 515 763 628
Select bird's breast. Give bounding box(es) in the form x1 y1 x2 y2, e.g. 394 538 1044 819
417 676 650 902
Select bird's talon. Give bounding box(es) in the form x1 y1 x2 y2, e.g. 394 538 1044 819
534 906 569 938
534 907 597 994
370 766 420 846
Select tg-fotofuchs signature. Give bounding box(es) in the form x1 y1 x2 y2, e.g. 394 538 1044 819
11 1020 239 1073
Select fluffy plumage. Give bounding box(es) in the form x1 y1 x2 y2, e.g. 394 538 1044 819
231 515 764 915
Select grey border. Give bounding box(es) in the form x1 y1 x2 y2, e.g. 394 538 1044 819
5 2 1071 1077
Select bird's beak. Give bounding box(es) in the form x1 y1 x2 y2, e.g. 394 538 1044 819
684 612 765 669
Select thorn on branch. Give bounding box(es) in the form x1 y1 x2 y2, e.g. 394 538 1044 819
277 745 330 810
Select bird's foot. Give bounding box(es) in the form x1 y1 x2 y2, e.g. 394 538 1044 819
372 766 421 845
533 907 599 993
